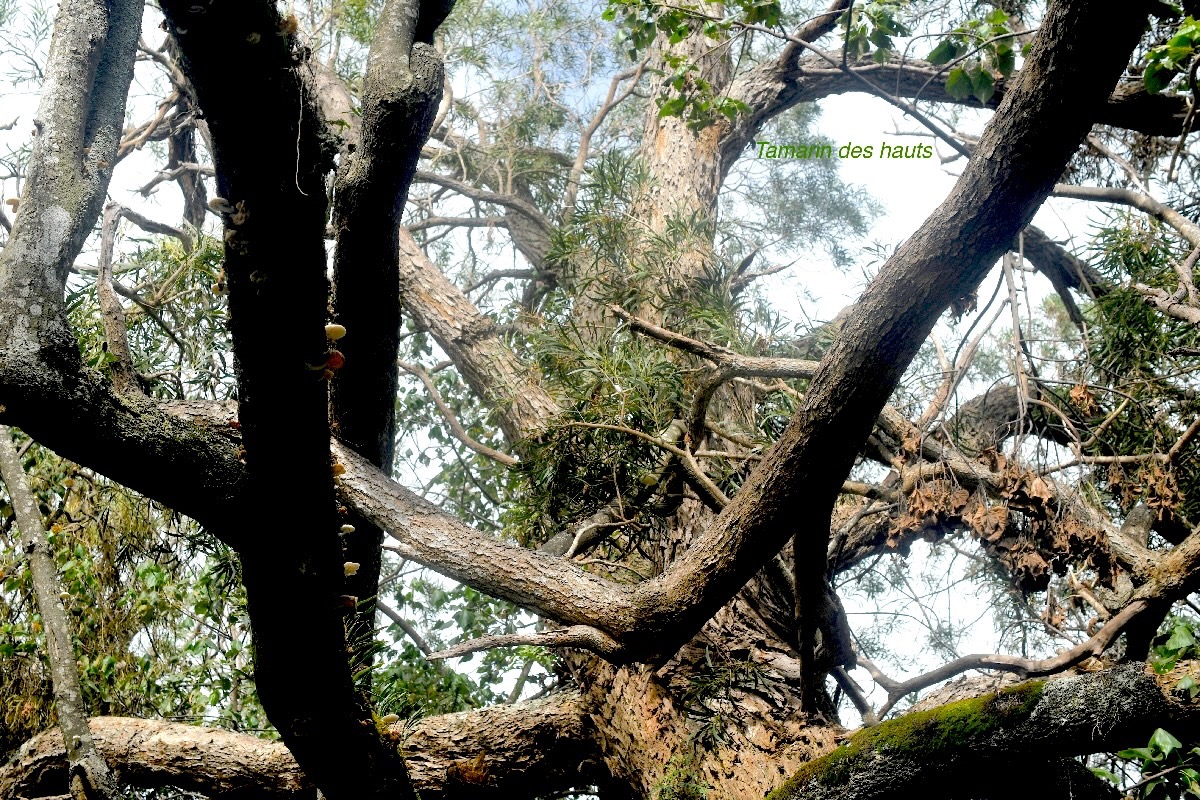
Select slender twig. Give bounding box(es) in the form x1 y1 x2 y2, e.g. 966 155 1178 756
1054 184 1200 247
1167 56 1200 183
138 162 215 199
563 60 648 213
611 305 819 377
1168 415 1200 463
399 360 519 467
561 421 729 509
832 666 879 726
917 298 1009 430
505 658 535 704
872 597 1152 718
1087 134 1148 192
414 170 554 234
377 599 434 657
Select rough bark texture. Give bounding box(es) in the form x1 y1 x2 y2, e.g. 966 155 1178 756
397 228 560 443
1 718 311 800
0 1 1189 798
1 692 600 800
631 0 1155 659
5 664 1195 800
770 663 1196 800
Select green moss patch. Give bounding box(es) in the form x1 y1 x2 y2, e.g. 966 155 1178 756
767 680 1045 799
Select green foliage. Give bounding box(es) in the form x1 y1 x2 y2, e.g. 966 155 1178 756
66 233 233 400
926 7 1017 104
1151 618 1200 698
0 441 267 757
682 647 765 747
1109 729 1200 799
602 0 780 57
654 63 751 132
1073 220 1200 525
508 324 684 546
338 0 386 46
599 0 765 130
1143 15 1200 94
375 575 554 717
840 0 911 64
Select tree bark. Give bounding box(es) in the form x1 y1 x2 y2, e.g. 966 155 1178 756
329 0 447 688
5 663 1194 800
157 2 415 797
771 663 1194 800
0 691 600 800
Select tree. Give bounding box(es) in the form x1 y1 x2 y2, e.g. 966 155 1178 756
2 0 1200 797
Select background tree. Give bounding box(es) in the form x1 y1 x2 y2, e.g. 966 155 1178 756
3 0 1200 798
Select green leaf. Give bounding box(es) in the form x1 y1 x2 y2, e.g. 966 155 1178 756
994 46 1016 77
1119 746 1157 761
986 7 1009 24
971 67 995 104
868 27 893 50
927 39 958 66
945 67 971 100
872 10 901 35
1167 43 1195 64
1090 767 1120 784
1151 727 1183 758
1167 624 1196 651
657 96 686 118
1145 62 1172 95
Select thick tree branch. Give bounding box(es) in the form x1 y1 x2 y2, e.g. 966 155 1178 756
397 228 560 443
329 0 447 692
0 0 140 404
344 24 1168 653
772 663 1184 800
1054 183 1200 246
1135 281 1200 326
332 440 634 654
722 55 1189 180
0 695 602 800
634 0 1153 670
0 0 244 575
612 305 820 379
157 3 413 798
